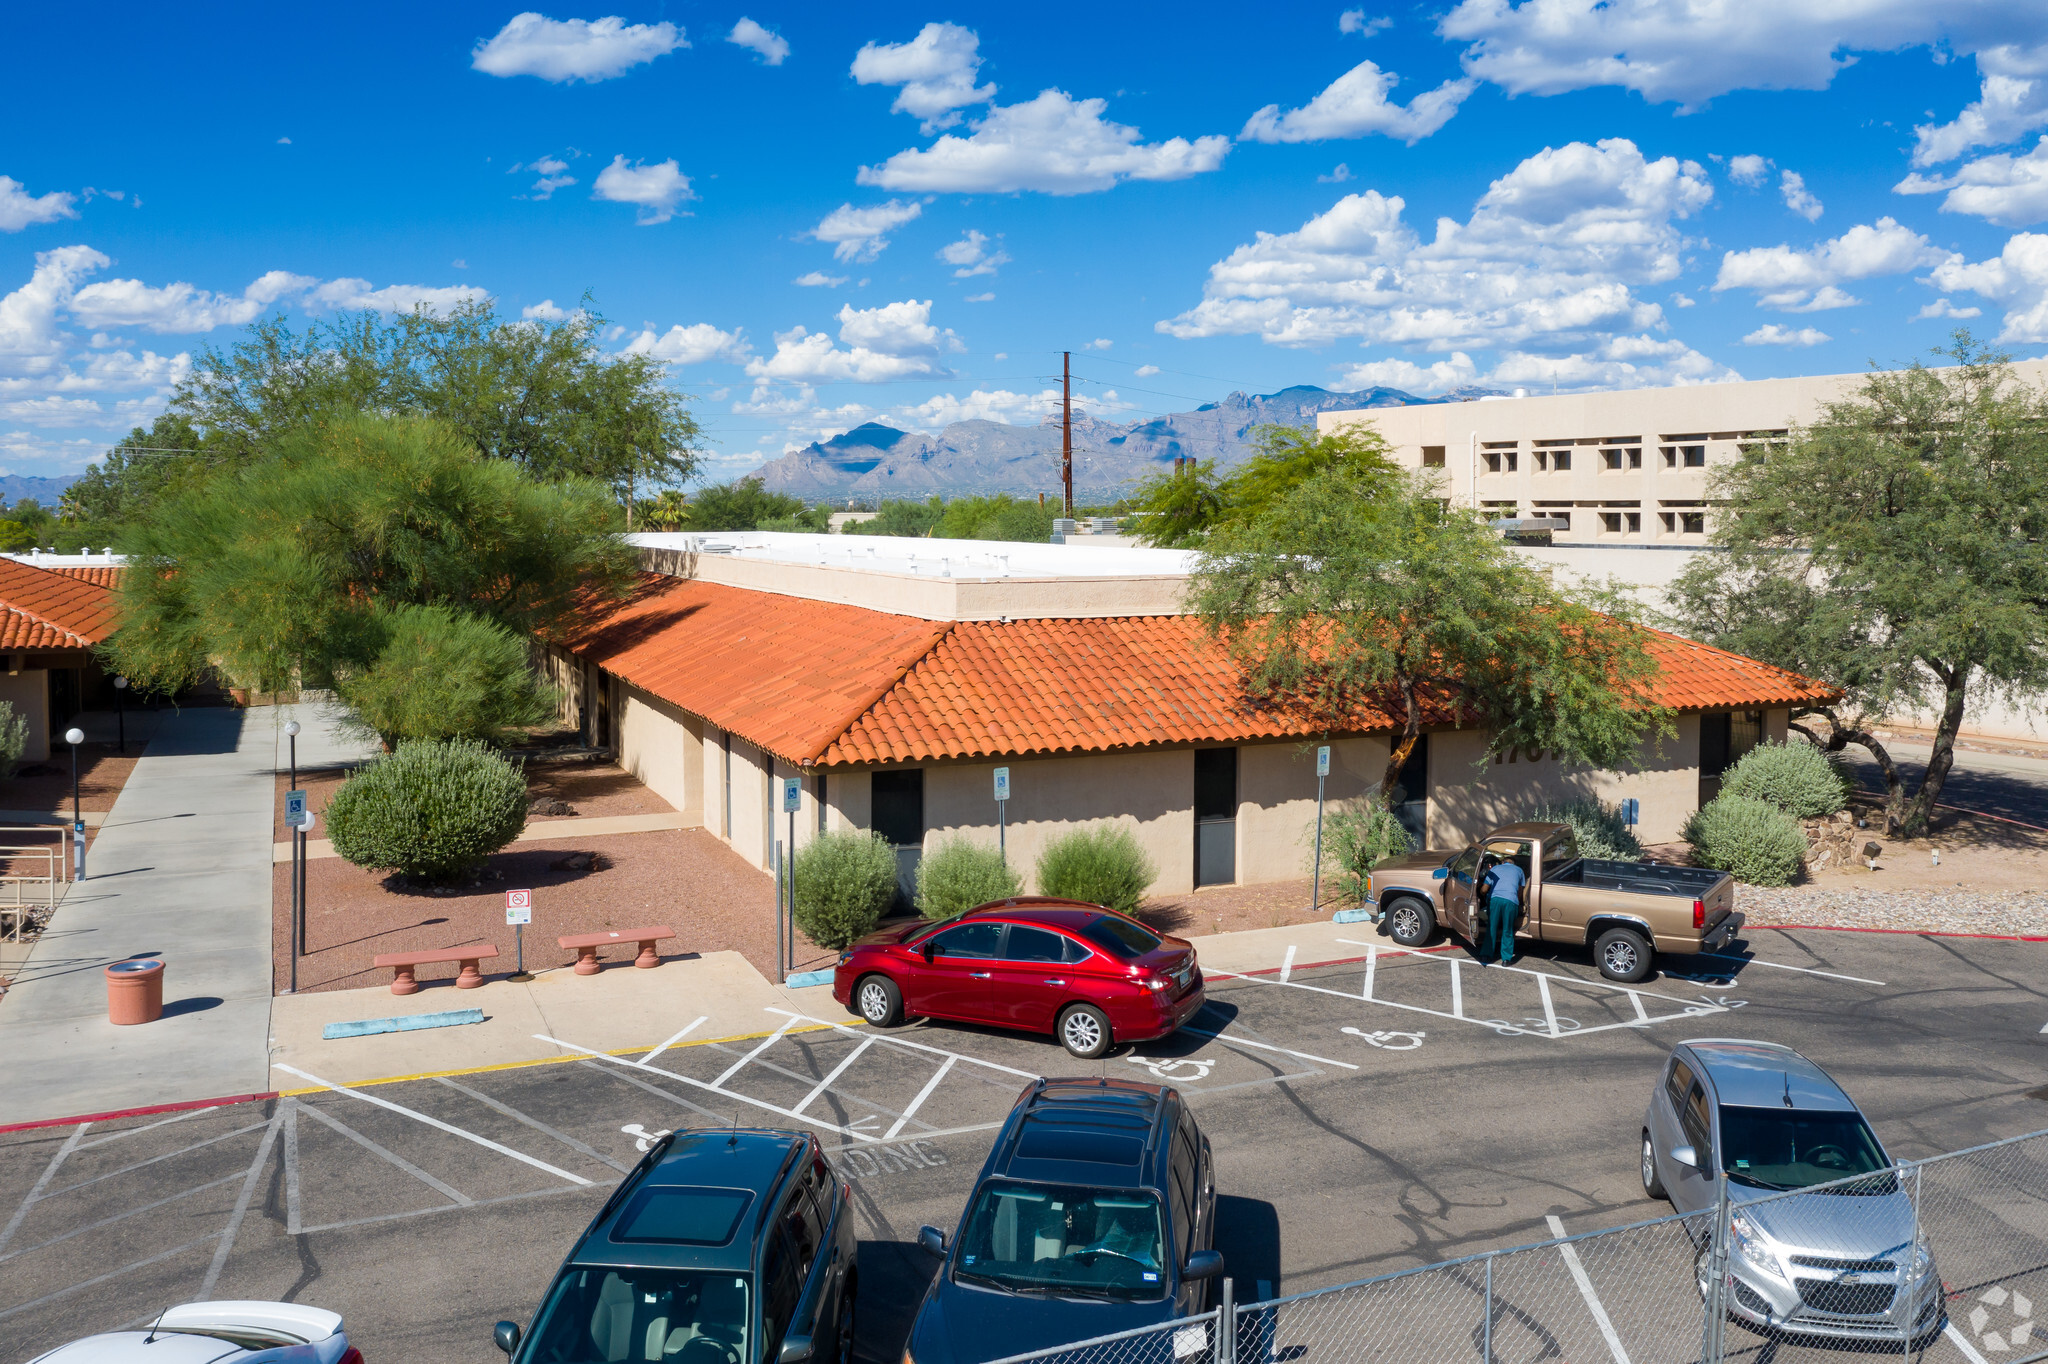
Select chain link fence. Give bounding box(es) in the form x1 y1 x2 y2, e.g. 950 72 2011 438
986 1127 2048 1364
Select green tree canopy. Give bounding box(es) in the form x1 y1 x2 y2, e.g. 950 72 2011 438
105 414 635 741
1189 468 1671 803
684 476 810 530
1667 336 2048 835
73 300 700 535
1127 424 1403 547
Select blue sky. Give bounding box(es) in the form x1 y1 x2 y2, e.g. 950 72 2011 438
5 2 2048 483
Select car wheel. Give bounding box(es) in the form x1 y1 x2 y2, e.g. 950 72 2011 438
855 975 903 1027
1058 1004 1112 1059
1641 1131 1667 1200
834 1276 857 1364
1385 897 1436 948
1594 927 1654 983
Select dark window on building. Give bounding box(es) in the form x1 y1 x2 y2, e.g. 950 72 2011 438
1421 445 1446 467
1626 512 1641 532
1194 748 1237 887
1681 511 1705 534
1484 452 1502 472
1552 450 1571 471
1697 710 1760 805
1628 448 1642 469
1683 445 1706 467
871 768 925 907
815 774 827 833
1392 734 1428 843
1601 512 1622 533
1602 449 1622 470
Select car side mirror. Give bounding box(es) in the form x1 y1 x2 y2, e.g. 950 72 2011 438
778 1332 813 1364
1182 1250 1224 1282
494 1322 521 1355
1431 868 1448 880
1670 1144 1698 1169
918 1225 948 1257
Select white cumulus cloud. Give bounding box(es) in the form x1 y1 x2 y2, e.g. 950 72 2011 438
1897 135 2048 226
727 17 788 65
1714 217 1950 310
0 176 78 232
1336 352 1479 394
1727 154 1771 188
592 155 694 224
811 200 922 262
1912 42 2048 166
859 89 1230 195
306 280 487 314
522 299 574 320
472 12 686 83
851 22 995 132
794 271 848 287
620 322 751 365
744 328 945 384
1743 323 1831 346
1779 171 1823 221
68 269 316 332
512 153 578 199
835 298 954 356
938 230 1009 277
1927 231 2048 341
1339 10 1392 36
1240 61 1476 144
1915 297 1983 319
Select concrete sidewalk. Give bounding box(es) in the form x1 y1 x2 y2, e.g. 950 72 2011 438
0 701 374 1125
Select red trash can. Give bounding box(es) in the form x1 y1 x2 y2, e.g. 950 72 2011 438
105 959 164 1025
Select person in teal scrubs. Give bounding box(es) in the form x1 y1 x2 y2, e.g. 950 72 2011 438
1480 856 1526 965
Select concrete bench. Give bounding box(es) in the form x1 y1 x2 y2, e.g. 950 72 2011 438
371 943 500 995
557 926 675 974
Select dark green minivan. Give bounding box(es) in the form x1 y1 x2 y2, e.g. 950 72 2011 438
497 1128 858 1364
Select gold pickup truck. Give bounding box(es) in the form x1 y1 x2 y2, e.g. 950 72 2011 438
1364 821 1742 983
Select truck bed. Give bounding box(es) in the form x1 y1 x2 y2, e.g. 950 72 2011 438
1550 858 1727 898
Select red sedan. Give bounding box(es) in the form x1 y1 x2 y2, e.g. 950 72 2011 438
831 898 1206 1059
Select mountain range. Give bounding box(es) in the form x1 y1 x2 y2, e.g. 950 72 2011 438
752 384 1484 502
0 475 79 508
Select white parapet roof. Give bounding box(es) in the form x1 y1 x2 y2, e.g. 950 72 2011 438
2 549 126 566
625 531 1195 581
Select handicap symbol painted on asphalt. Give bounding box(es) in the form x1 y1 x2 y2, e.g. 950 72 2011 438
1341 1026 1426 1050
622 1123 673 1152
1681 996 1749 1016
1126 1055 1217 1082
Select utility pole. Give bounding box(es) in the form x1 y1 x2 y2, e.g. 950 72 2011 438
1061 350 1074 518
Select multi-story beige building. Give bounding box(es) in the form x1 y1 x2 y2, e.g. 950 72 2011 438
1318 360 2048 740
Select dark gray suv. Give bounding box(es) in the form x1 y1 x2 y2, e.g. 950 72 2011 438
498 1128 858 1364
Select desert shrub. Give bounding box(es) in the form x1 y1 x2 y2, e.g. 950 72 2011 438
1721 739 1851 819
915 835 1022 920
335 603 557 748
325 738 528 882
793 830 899 949
1316 800 1418 904
1682 794 1807 887
1525 797 1644 860
1035 824 1157 915
0 700 26 779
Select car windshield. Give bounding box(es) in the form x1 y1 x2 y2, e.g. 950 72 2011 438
1082 917 1161 960
522 1266 751 1364
954 1181 1170 1302
1719 1106 1892 1191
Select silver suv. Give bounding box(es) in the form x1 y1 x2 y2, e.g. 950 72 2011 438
1641 1039 1942 1343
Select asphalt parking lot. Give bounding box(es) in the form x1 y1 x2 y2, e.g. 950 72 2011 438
3 925 2044 1364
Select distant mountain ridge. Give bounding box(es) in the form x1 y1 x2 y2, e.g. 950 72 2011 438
754 383 1484 501
0 475 79 507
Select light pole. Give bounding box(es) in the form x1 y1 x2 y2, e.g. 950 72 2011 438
64 726 85 880
285 720 302 992
112 676 128 753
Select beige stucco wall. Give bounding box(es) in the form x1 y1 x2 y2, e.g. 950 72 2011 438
1237 737 1392 884
1427 718 1701 846
616 682 703 823
826 767 871 836
0 670 49 763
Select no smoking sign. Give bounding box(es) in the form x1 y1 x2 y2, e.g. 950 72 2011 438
505 889 533 925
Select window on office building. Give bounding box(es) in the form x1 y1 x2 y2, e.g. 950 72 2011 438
1601 512 1622 533
1682 511 1705 533
1421 445 1446 467
1552 450 1571 471
1626 511 1641 532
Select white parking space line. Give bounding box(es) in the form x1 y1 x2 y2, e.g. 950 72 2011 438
1537 974 1560 1040
199 1108 284 1298
712 1016 801 1088
1947 1323 1996 1364
794 1035 879 1116
293 1099 472 1206
645 1016 709 1064
535 1035 879 1141
1692 952 1885 986
1281 945 1297 982
43 1121 270 1199
764 1008 1042 1079
1174 1017 1359 1070
885 1056 959 1141
1363 946 1377 999
435 1078 634 1175
1544 1215 1633 1364
1450 959 1464 1019
0 1122 88 1255
76 1106 220 1149
0 1233 222 1325
0 1170 246 1264
277 1063 593 1186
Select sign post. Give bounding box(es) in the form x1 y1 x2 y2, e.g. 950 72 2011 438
782 779 801 982
1312 746 1331 915
285 789 308 992
1622 798 1640 830
993 767 1010 862
505 889 533 980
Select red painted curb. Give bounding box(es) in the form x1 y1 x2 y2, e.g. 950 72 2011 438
0 1091 277 1136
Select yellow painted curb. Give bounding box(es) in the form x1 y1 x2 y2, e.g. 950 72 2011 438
275 1019 856 1095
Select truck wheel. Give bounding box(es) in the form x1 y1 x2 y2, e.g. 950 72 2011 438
1641 1130 1667 1200
1385 897 1436 948
1594 927 1654 983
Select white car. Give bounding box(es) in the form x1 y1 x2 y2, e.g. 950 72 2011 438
26 1301 360 1364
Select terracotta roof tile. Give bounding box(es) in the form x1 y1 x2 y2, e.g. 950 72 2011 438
0 558 118 649
46 565 125 589
561 580 1838 768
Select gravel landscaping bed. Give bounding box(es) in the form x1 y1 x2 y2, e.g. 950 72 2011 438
1739 885 2048 937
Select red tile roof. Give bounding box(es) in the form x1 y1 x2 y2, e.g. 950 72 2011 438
559 578 1839 767
0 558 118 650
46 565 125 589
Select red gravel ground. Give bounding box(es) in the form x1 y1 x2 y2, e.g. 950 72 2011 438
272 759 675 841
1137 876 1355 938
272 826 837 994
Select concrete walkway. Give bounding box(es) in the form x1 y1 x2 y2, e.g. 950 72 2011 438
0 701 372 1125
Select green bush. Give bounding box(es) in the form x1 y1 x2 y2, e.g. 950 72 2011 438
0 699 26 779
915 835 1022 920
1035 824 1157 915
1682 794 1807 887
1316 800 1418 904
793 830 899 949
335 603 557 748
1721 739 1851 819
326 738 528 882
1525 797 1644 860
